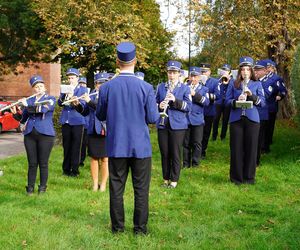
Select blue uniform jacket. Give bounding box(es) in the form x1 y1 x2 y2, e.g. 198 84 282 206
225 80 265 123
20 94 56 136
187 83 209 126
203 77 220 116
266 72 287 113
57 84 88 125
257 76 269 121
77 90 105 135
96 72 159 158
156 82 191 130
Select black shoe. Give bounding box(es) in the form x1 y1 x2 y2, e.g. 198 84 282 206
79 162 84 167
38 185 47 194
70 172 79 177
112 228 125 234
26 186 34 196
191 164 199 168
134 229 148 236
201 154 206 160
63 171 71 176
212 136 217 141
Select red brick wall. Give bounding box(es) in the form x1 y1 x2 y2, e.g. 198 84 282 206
0 62 61 101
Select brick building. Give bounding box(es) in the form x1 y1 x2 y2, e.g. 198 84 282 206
0 62 61 101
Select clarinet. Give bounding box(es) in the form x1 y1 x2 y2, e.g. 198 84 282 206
159 82 175 126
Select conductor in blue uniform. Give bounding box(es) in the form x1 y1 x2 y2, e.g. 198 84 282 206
96 42 159 234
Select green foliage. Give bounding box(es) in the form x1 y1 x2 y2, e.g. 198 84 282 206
291 44 300 125
0 0 172 84
0 0 55 74
0 121 300 249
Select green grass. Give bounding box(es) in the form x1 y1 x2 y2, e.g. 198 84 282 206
0 120 300 249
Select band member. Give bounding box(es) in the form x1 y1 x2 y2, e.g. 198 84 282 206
73 73 109 192
96 42 159 234
264 59 287 150
199 63 220 159
11 75 56 195
225 57 265 184
212 64 233 141
78 77 89 166
135 71 145 80
156 60 191 188
58 68 88 177
253 60 269 166
183 66 209 168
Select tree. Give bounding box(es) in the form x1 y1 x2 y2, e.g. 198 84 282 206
189 0 300 118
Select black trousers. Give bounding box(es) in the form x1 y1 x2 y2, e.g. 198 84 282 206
266 111 277 147
202 115 214 156
230 117 260 184
257 120 268 165
212 104 231 140
183 124 204 167
158 128 186 182
24 128 55 188
62 124 84 175
109 157 151 234
80 128 88 165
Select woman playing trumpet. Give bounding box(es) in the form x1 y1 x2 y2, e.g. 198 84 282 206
156 60 191 188
225 57 265 185
11 75 56 195
72 73 109 192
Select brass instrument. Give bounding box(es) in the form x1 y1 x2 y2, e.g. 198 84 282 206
61 92 97 105
0 92 44 113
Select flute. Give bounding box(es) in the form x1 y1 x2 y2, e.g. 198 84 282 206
61 92 98 105
0 92 44 113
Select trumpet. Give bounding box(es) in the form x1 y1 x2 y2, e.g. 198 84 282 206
220 75 230 84
61 92 98 105
0 92 44 113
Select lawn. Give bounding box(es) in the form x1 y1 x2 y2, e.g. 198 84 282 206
0 120 299 249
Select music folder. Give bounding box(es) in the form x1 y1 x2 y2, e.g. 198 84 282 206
235 101 253 109
60 85 74 94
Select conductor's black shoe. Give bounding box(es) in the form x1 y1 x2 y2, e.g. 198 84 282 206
134 230 148 236
212 136 217 141
26 186 34 196
79 162 84 167
112 228 125 234
38 185 47 194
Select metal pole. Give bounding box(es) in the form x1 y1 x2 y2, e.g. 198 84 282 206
188 0 191 74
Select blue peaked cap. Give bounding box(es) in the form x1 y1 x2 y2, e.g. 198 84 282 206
265 59 276 67
254 60 268 69
29 75 44 87
167 60 182 71
94 73 109 83
239 56 254 67
189 66 201 75
222 64 231 71
78 77 87 84
66 68 80 77
117 42 136 63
